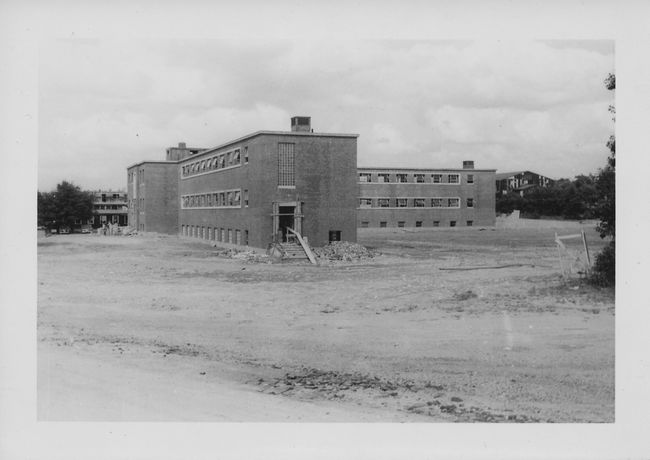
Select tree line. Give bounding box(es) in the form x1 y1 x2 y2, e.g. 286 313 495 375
495 174 602 220
37 181 94 231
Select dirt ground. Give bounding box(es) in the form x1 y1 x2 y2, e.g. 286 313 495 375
37 219 614 422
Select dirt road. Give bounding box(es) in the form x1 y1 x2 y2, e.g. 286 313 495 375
37 221 614 422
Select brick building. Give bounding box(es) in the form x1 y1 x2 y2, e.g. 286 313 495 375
357 161 496 228
127 117 359 249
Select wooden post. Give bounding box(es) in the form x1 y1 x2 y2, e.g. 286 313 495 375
581 229 592 268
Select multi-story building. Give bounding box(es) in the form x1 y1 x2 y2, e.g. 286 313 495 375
127 117 359 249
90 190 128 227
357 161 496 228
495 170 554 196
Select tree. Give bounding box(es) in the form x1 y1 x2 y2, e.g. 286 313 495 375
37 181 94 230
590 73 615 287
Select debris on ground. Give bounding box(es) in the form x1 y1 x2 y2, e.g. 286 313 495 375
313 241 377 262
211 246 271 263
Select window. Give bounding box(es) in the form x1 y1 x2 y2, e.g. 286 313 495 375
359 173 372 183
397 198 408 208
228 229 233 243
244 230 249 245
244 146 249 164
329 230 341 242
227 191 233 206
233 149 241 165
450 221 457 227
448 198 460 208
415 221 422 227
467 174 474 184
361 221 369 228
396 173 408 183
236 229 241 245
415 174 425 183
432 198 444 208
432 174 442 183
378 198 390 208
379 221 387 228
244 189 249 207
448 174 460 184
359 198 372 208
414 198 425 207
467 220 473 227
397 221 405 228
378 173 390 183
278 143 295 187
466 198 474 208
433 221 440 227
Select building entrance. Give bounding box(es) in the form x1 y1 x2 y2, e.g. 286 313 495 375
272 201 303 243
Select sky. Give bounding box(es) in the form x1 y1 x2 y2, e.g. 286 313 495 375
38 39 614 192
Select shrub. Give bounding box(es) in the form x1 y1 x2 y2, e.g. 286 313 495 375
589 241 615 287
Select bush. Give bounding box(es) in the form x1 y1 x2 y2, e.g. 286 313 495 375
589 241 615 287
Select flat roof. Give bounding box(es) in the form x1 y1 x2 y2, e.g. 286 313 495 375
358 166 497 172
126 160 179 169
180 130 359 162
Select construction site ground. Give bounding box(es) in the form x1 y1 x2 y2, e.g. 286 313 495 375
37 219 614 422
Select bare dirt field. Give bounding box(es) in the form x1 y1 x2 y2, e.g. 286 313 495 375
37 219 614 422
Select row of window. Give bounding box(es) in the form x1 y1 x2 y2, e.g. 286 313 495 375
181 189 249 209
359 172 473 184
181 146 249 178
181 224 248 245
128 168 145 184
359 197 473 208
94 204 126 210
360 220 474 228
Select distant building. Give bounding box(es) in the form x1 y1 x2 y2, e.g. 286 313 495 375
89 190 128 227
357 161 496 228
495 171 554 196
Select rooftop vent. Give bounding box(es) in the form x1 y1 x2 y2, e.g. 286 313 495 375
291 116 312 132
463 160 475 169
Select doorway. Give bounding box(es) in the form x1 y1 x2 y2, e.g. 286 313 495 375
272 201 303 243
278 206 295 242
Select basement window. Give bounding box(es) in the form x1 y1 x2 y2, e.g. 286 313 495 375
467 220 473 227
397 221 406 228
361 221 369 228
379 221 387 228
433 221 440 227
415 221 422 227
450 220 457 227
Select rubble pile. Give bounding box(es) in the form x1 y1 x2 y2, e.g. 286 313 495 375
314 241 376 262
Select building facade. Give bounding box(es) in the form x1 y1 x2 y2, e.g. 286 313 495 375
91 190 128 227
127 117 359 249
357 161 496 228
495 170 554 196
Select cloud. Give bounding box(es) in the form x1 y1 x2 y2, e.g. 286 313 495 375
38 39 614 190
